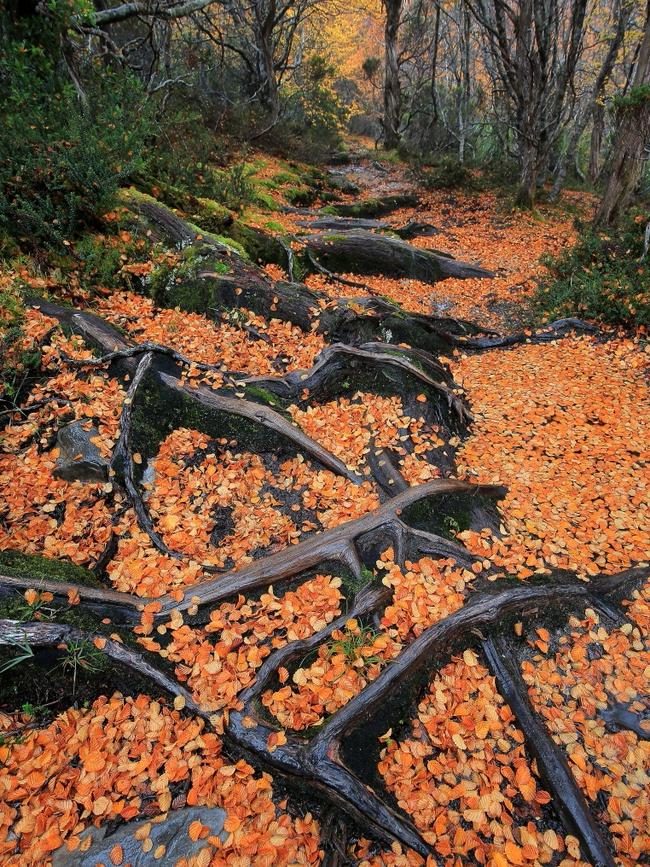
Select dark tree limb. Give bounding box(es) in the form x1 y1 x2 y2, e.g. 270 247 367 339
0 479 496 624
460 318 598 350
600 697 650 741
243 342 472 424
227 567 647 859
0 619 209 720
483 635 616 867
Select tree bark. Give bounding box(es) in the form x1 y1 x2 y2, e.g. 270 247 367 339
596 3 650 225
589 103 605 184
382 0 403 149
549 0 630 201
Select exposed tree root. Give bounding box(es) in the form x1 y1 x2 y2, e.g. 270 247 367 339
318 194 420 218
0 478 494 623
483 635 615 867
243 341 472 424
226 566 644 859
117 192 491 350
8 194 645 863
305 230 494 283
7 566 639 858
461 317 598 350
0 619 208 722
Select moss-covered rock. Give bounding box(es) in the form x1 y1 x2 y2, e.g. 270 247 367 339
148 244 231 311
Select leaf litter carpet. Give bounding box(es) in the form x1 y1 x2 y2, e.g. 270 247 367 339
0 196 648 867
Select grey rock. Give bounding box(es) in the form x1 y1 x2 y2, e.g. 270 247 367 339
53 421 109 483
326 170 360 195
52 806 228 866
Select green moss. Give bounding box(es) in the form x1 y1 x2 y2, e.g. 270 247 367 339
263 220 286 233
285 187 317 207
243 385 280 406
271 171 300 185
340 565 374 597
129 371 293 467
211 234 248 259
0 550 103 587
226 221 287 266
191 198 233 233
253 190 280 211
148 241 237 310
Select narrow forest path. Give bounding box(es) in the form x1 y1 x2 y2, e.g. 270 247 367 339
0 154 648 867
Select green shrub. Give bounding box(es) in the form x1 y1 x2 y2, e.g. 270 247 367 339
413 156 474 191
285 186 317 206
269 56 348 162
0 14 153 250
209 164 257 211
535 214 650 327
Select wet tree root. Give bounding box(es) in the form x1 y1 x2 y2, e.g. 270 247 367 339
0 478 493 623
461 318 598 350
483 635 615 867
8 195 644 861
117 193 489 352
243 341 472 423
2 566 645 860
305 230 494 284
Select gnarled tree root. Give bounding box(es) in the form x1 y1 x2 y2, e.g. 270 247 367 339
305 230 494 283
227 566 646 859
483 635 615 867
1 567 645 857
0 478 494 624
244 342 472 424
460 318 599 350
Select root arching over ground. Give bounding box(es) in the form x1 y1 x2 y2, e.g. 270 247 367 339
0 181 648 867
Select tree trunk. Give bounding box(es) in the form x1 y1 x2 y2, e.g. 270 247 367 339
382 0 403 149
458 7 471 164
517 141 539 208
549 0 629 201
596 3 650 225
589 103 605 184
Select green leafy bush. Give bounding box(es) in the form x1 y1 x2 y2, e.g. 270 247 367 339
535 214 650 327
273 56 348 162
0 19 153 250
413 156 474 191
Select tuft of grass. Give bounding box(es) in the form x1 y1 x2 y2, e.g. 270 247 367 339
327 623 380 666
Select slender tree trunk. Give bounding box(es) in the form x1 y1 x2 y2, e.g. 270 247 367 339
596 3 650 225
255 0 280 121
589 103 605 183
430 3 441 125
458 6 471 164
549 0 630 201
517 140 539 208
382 0 403 149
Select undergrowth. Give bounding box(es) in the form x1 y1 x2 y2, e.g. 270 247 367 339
536 212 650 327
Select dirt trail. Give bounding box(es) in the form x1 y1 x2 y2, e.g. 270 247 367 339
0 161 648 867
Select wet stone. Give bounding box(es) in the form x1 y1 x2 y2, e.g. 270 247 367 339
52 805 228 866
53 421 109 483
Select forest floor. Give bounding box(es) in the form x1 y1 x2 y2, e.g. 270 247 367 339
0 149 648 867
